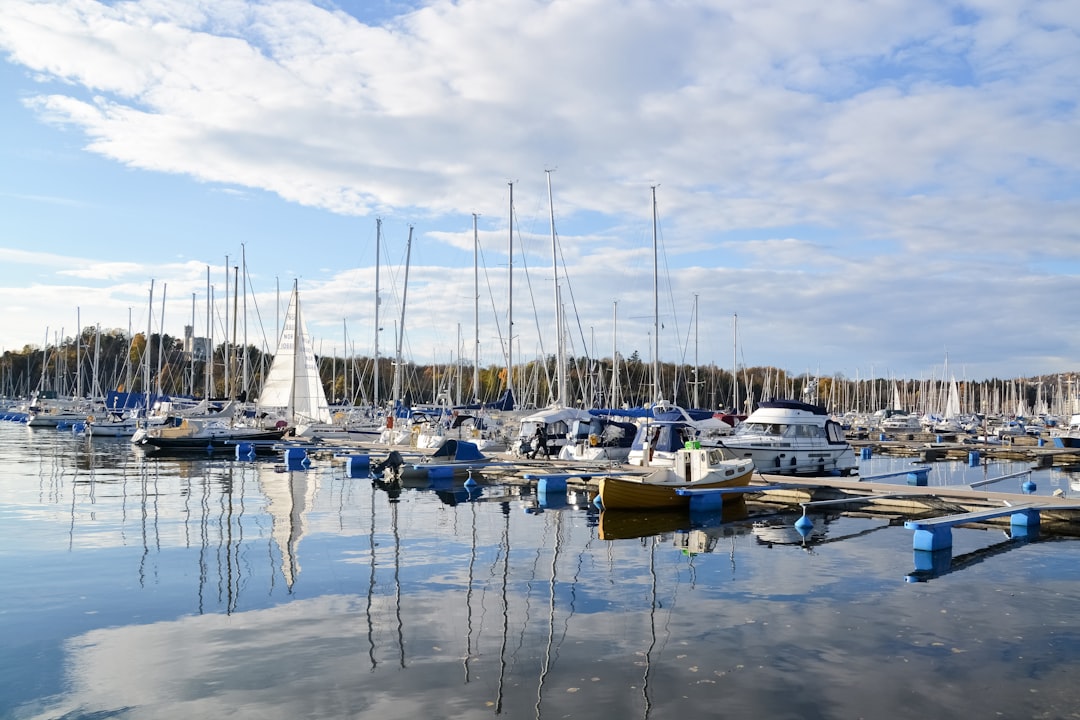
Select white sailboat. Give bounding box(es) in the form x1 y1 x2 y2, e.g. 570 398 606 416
259 281 333 434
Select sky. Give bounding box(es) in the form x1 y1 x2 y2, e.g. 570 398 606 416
0 0 1077 384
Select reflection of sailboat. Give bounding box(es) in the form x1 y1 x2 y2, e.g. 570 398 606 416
258 465 315 590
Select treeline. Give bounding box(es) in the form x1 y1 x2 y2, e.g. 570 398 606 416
0 331 1074 415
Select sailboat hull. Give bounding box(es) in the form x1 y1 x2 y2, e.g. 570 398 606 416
598 466 752 510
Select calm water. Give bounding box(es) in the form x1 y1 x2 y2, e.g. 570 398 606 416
3 423 1080 720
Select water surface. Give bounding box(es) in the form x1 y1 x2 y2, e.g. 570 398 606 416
3 424 1080 719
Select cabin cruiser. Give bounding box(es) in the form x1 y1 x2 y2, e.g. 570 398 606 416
720 399 857 476
558 414 639 463
624 403 736 467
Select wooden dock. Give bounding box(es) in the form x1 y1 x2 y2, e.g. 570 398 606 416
849 431 1080 467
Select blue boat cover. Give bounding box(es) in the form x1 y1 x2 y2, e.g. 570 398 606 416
431 439 486 462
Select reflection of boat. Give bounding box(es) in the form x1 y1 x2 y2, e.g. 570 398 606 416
598 445 753 510
721 399 857 476
372 475 484 506
258 465 316 590
752 516 828 545
598 510 691 540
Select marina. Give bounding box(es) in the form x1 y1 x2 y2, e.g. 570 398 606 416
3 420 1080 718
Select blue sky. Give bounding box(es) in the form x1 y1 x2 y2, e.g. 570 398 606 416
0 0 1077 384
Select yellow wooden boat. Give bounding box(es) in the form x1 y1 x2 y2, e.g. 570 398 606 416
597 446 754 510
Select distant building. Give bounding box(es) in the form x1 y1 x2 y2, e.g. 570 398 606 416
183 326 212 361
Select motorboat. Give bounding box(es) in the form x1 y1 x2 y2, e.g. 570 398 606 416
134 417 286 453
397 438 494 481
624 403 734 467
879 411 921 432
720 399 857 476
557 415 638 463
597 444 754 510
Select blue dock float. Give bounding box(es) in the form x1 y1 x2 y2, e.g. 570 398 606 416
345 454 370 478
522 471 629 494
904 502 1041 551
675 484 795 512
283 447 310 469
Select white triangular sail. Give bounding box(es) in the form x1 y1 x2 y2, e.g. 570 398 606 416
944 377 961 420
259 282 332 424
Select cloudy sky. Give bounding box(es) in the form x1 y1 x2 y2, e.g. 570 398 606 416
0 0 1077 384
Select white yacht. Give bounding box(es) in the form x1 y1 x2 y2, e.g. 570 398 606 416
720 400 857 476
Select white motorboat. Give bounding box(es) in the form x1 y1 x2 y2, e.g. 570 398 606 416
720 399 857 476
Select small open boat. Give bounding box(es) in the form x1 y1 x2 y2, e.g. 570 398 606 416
598 445 754 510
400 438 493 481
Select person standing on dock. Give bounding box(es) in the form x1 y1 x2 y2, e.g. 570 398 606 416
529 425 549 459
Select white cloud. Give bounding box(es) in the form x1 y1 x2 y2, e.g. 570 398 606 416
0 0 1076 378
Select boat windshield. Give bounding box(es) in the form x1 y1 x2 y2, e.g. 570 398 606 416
735 422 826 439
735 422 790 437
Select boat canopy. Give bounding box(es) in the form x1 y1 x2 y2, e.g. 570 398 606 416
757 399 828 415
630 420 696 454
430 439 486 462
520 406 594 425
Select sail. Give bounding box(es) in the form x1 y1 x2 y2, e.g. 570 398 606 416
259 283 332 424
944 377 961 420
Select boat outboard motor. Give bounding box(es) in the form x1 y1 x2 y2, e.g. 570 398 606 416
373 450 405 480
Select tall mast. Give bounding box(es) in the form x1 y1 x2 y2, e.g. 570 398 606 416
223 257 230 399
146 280 154 399
473 213 480 402
393 226 413 406
651 185 660 403
733 313 739 412
75 307 82 399
231 266 239 399
611 301 620 409
374 218 381 409
692 293 700 409
241 243 248 397
547 169 564 406
206 268 213 398
506 183 514 400
190 292 196 396
157 283 167 397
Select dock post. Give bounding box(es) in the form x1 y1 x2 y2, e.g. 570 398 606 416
911 524 951 551
284 447 309 470
346 455 370 478
906 468 929 486
1010 508 1040 539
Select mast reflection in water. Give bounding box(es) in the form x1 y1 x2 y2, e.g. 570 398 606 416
3 422 1080 719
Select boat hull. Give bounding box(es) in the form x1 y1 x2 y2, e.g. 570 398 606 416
720 443 858 476
139 428 287 453
598 466 752 510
